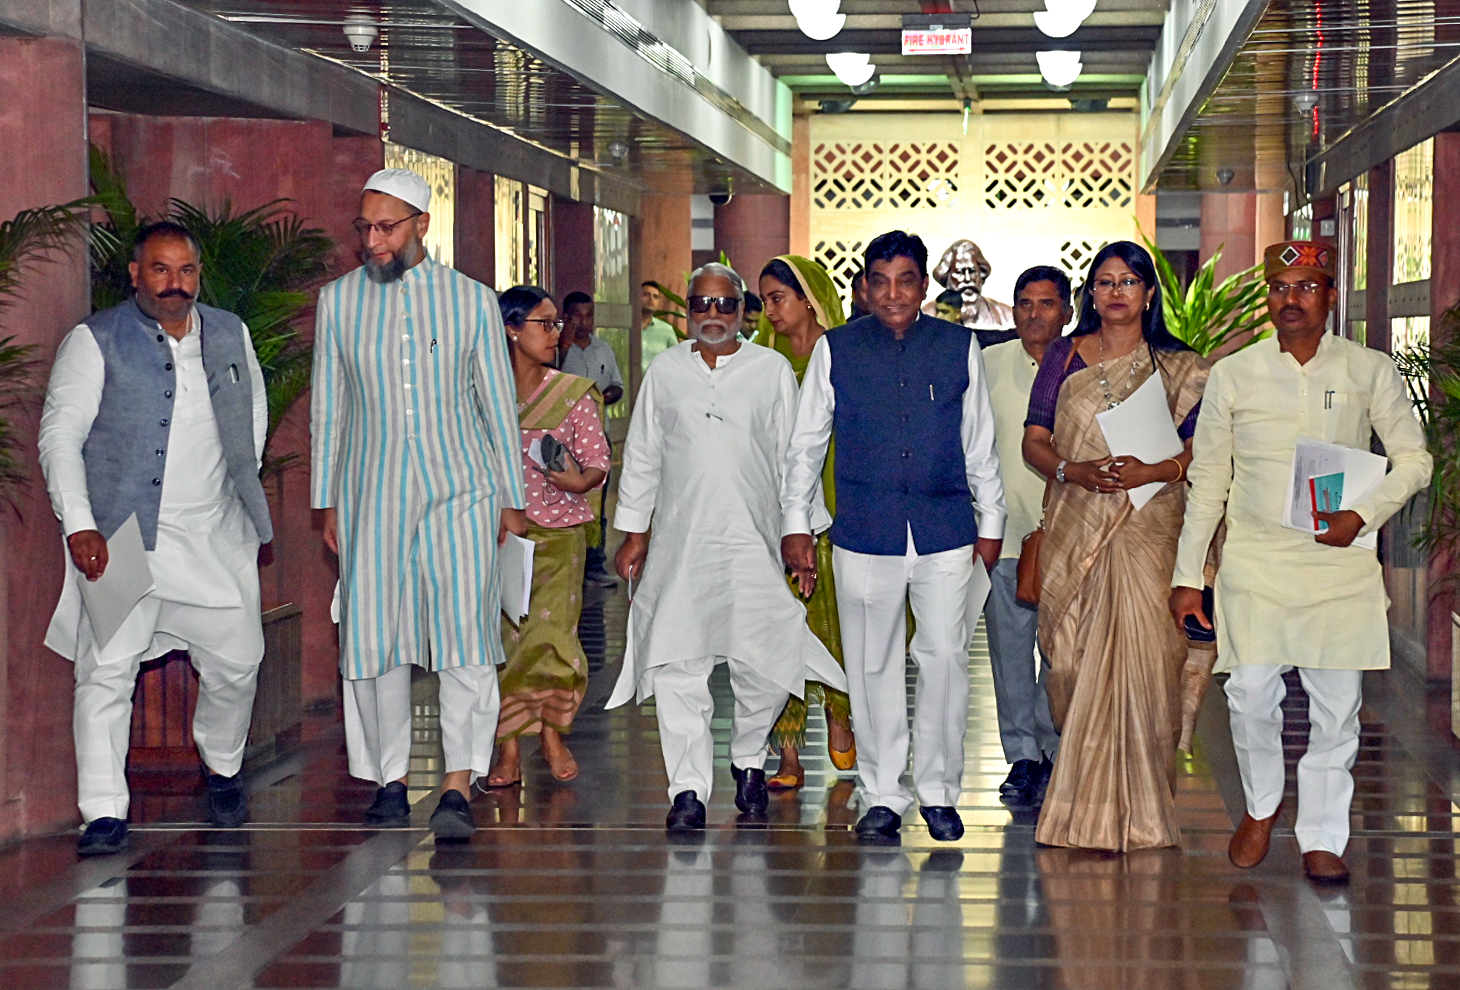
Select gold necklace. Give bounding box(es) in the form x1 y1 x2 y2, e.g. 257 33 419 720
1097 334 1142 410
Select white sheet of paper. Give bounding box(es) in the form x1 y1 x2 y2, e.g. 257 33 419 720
1095 372 1185 511
498 532 535 625
1282 438 1387 551
966 556 993 640
526 437 545 469
78 513 155 651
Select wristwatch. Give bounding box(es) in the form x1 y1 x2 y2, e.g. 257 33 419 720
1055 460 1068 484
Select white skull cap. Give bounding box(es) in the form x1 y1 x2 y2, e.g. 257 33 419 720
362 168 431 213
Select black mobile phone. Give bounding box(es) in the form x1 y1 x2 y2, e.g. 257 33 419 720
1184 586 1216 643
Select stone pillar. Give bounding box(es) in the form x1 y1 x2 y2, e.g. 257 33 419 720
552 199 596 298
639 194 692 307
789 116 812 257
1199 192 1257 281
0 32 90 843
1428 133 1460 683
455 165 495 287
714 194 790 290
1365 160 1394 353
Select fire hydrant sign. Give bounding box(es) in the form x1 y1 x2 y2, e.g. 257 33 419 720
902 26 972 55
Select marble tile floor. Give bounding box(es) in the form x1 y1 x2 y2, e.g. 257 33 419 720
3 582 1460 988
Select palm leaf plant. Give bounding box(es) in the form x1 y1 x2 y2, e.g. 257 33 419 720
89 148 332 474
0 201 91 508
1140 233 1271 358
1395 303 1460 558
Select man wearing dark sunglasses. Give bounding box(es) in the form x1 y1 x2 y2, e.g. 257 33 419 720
781 230 1007 845
609 263 846 833
312 168 528 842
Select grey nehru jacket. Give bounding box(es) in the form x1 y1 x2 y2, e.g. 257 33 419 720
79 298 273 549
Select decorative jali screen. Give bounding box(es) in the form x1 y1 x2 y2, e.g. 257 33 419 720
808 113 1141 315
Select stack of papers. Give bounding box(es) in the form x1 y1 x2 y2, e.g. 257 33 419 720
78 514 154 650
499 533 535 625
1283 438 1386 550
1095 373 1185 511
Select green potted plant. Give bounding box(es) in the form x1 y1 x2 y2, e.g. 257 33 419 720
1140 233 1271 358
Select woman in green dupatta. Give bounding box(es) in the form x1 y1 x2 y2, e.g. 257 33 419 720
486 287 612 787
754 255 856 788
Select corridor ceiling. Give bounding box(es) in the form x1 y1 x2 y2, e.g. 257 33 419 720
178 0 784 195
1154 0 1460 192
712 0 1170 108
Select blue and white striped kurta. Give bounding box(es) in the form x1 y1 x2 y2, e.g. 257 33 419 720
311 257 525 680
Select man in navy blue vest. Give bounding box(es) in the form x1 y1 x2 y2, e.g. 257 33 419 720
40 222 271 855
781 231 1006 842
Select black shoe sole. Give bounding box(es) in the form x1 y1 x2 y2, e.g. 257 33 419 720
78 837 128 856
208 809 248 828
429 811 476 841
364 813 413 828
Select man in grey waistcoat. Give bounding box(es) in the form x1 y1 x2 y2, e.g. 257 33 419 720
39 221 272 855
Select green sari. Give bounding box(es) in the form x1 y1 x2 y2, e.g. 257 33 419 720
497 373 596 741
753 255 851 748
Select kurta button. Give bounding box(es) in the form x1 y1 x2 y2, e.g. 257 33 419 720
155 449 164 456
899 380 907 387
160 418 169 426
151 478 161 486
902 450 910 458
164 362 173 371
164 390 172 398
156 334 164 342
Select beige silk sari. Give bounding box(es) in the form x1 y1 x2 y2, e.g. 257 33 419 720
1034 346 1208 852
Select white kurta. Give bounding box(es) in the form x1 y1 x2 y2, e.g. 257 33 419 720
311 257 525 679
982 338 1046 555
607 341 845 706
1173 333 1432 671
40 312 266 664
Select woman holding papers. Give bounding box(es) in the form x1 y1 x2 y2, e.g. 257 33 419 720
1021 241 1208 851
487 286 610 786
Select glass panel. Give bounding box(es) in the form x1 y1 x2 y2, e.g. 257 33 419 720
1289 202 1313 241
1348 319 1366 346
1391 316 1430 357
526 186 549 289
595 327 631 420
1350 172 1368 292
593 207 631 306
1393 138 1434 284
494 176 524 290
382 143 455 269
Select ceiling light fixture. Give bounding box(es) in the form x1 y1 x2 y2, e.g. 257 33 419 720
1033 0 1096 39
790 0 846 43
826 51 876 88
1037 50 1083 89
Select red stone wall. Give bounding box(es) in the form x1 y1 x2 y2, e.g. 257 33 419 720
456 165 496 288
713 194 790 291
552 200 596 300
0 35 92 844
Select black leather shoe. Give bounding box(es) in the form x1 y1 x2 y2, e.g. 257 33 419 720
364 781 412 827
731 765 768 815
206 772 248 827
919 805 965 842
1000 759 1039 798
78 817 129 856
855 806 902 842
428 789 476 841
666 790 706 832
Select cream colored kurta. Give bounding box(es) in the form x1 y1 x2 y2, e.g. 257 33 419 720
982 338 1046 557
1173 334 1431 671
607 341 846 707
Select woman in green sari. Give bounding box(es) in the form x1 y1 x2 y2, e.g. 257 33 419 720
754 255 856 788
486 286 611 786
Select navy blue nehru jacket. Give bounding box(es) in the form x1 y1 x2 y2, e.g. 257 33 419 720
825 312 978 556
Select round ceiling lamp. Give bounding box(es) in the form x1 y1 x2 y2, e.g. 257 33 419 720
1033 0 1096 39
1037 50 1084 89
826 51 876 88
790 0 846 42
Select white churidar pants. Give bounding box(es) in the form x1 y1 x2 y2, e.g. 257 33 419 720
73 599 263 823
343 664 500 786
833 538 974 816
652 655 789 801
1224 664 1363 855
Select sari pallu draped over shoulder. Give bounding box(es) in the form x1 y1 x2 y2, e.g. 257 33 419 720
1034 346 1208 852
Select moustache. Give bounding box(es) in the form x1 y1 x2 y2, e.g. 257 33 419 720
157 288 194 300
1280 305 1304 318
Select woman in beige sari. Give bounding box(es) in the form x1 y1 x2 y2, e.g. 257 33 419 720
1021 241 1209 851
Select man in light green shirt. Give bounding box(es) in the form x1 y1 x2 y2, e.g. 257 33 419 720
980 265 1070 803
640 281 681 373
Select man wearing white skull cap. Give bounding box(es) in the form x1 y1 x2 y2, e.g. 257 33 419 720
311 168 527 840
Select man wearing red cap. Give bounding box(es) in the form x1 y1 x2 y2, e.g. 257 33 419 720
1171 241 1431 882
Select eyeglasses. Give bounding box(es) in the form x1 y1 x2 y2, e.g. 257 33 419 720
352 212 422 238
688 295 741 314
516 318 565 333
1266 280 1326 297
1091 277 1145 295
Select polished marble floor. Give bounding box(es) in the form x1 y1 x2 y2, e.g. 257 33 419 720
4 577 1460 988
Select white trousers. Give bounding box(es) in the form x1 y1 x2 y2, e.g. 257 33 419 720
833 541 974 815
1224 664 1363 855
343 664 500 786
73 599 263 823
652 656 789 801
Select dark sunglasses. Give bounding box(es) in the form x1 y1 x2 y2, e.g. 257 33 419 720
688 295 741 314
